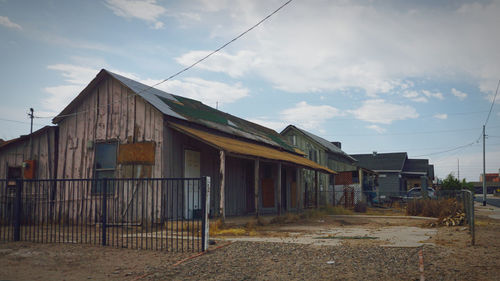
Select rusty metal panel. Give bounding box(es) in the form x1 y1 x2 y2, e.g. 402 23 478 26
23 160 36 179
118 142 156 164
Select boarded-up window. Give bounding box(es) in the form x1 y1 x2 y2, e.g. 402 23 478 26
117 142 155 165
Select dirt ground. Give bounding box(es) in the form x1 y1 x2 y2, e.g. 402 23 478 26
1 203 499 281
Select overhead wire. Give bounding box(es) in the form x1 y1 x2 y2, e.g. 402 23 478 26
31 0 294 121
484 79 500 127
0 117 45 126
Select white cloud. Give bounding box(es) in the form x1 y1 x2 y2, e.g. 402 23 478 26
451 88 467 100
42 85 85 115
247 118 287 132
176 50 257 78
402 89 446 103
176 1 500 97
350 99 419 124
422 90 444 100
105 0 166 29
149 77 249 107
366 125 386 133
47 64 99 85
433 113 448 120
43 63 248 116
279 101 340 130
0 16 22 30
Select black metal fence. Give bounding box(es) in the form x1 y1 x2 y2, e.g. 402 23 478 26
0 177 210 252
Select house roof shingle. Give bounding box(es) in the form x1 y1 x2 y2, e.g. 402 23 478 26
402 159 429 174
350 152 407 171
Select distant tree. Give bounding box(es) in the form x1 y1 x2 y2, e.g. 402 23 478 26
440 173 474 191
460 179 475 192
440 173 461 190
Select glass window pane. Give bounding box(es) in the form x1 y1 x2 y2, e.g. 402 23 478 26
95 143 117 169
92 170 115 194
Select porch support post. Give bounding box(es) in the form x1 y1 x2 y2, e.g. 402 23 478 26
254 159 260 217
297 167 302 211
315 170 319 208
277 162 282 216
219 150 226 221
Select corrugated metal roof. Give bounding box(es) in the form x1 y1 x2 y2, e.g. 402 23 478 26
170 123 336 174
53 69 296 154
0 126 57 151
107 70 296 153
282 125 357 162
350 152 407 171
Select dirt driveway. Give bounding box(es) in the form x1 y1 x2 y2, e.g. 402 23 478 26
1 204 499 280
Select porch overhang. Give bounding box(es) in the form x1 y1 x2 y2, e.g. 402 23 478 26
169 123 336 175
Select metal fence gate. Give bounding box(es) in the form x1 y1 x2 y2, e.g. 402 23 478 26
0 177 210 252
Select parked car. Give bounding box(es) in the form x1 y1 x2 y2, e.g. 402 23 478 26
405 187 437 200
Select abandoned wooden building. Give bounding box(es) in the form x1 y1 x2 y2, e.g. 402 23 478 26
1 69 336 220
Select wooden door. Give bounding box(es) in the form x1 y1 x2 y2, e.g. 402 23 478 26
261 178 275 208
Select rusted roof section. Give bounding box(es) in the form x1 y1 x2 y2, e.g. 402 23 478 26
169 123 336 174
53 69 296 153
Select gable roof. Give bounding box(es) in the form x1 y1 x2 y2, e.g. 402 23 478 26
0 126 57 151
350 152 408 171
53 69 296 154
281 125 357 162
402 159 429 175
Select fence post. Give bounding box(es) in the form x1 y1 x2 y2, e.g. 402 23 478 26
102 178 107 246
461 189 475 246
13 179 22 241
201 177 210 251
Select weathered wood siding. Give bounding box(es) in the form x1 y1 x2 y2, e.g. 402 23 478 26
0 127 58 179
56 75 164 179
55 75 164 221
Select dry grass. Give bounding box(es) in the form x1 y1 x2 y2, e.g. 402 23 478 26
406 198 463 219
300 206 354 220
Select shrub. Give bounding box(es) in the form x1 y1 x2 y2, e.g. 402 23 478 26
406 198 463 219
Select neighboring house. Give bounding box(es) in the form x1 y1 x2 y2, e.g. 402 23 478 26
48 69 334 219
0 126 58 180
280 125 374 206
480 171 500 182
403 159 432 189
351 152 434 197
350 152 407 197
471 181 500 194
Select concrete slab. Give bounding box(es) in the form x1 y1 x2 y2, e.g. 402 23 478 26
222 226 437 248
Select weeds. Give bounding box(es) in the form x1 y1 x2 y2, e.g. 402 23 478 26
406 198 463 219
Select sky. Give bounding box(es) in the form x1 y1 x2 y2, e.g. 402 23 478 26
1 0 499 181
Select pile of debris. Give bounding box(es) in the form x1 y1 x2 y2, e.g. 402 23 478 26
439 212 466 226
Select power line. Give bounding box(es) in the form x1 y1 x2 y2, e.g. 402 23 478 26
324 124 500 137
484 79 500 127
33 0 294 121
410 142 477 157
0 117 45 126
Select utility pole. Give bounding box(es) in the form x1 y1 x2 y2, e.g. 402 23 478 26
28 108 34 134
28 108 34 159
457 158 460 181
483 125 486 206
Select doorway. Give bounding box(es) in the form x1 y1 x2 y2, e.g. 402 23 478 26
184 149 200 219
